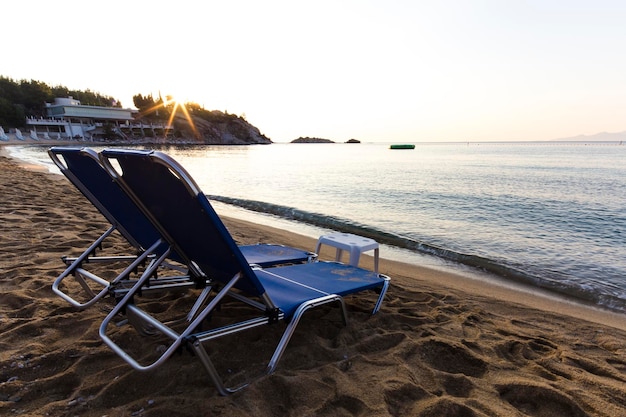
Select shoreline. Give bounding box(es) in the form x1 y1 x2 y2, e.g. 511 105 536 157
224 215 626 332
3 142 625 330
2 149 626 415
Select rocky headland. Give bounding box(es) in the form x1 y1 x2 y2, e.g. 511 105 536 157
172 111 272 145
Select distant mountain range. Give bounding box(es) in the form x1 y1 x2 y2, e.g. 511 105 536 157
551 131 626 142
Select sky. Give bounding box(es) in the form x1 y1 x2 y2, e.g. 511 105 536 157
3 0 626 142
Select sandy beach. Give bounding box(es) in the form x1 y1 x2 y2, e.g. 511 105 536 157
1 147 626 416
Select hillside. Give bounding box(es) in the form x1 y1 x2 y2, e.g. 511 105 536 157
0 77 272 145
173 111 272 145
551 131 626 142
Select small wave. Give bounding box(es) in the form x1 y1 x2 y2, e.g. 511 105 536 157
209 195 626 312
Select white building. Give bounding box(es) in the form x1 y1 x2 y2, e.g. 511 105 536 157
26 97 172 141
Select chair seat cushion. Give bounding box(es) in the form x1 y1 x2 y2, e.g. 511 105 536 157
256 262 384 317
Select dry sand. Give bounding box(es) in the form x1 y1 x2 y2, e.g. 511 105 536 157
1 148 626 416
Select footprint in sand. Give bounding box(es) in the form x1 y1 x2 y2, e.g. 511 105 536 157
461 312 486 340
417 398 483 417
410 338 488 378
495 337 558 366
356 332 406 354
440 373 475 397
384 382 431 416
317 395 370 415
498 382 587 417
564 353 626 382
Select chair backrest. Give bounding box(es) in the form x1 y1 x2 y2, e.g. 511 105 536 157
48 147 165 253
99 149 266 297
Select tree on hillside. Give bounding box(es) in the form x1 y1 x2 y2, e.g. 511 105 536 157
0 76 123 128
133 93 155 112
67 89 120 107
0 77 22 103
132 93 169 121
184 101 242 124
0 97 25 128
19 79 53 115
0 77 26 127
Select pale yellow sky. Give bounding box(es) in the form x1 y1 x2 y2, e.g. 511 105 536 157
3 0 626 142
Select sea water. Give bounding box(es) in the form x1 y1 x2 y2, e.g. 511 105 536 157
9 142 626 313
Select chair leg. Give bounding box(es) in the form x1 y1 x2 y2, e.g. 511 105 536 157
101 265 243 373
186 286 213 322
266 294 347 374
188 294 347 395
191 339 249 396
52 226 116 309
372 275 391 314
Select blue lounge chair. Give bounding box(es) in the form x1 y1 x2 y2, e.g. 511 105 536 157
98 148 390 395
49 147 315 310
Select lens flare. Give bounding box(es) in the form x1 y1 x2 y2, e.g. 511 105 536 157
140 95 199 139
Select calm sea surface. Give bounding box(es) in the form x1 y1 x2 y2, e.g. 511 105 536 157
10 142 626 313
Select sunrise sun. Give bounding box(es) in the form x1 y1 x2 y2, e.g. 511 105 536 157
146 94 198 138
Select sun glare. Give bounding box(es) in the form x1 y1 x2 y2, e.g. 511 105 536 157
141 94 198 138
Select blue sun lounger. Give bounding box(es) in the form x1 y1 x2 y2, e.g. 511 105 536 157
49 147 315 310
98 148 390 395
